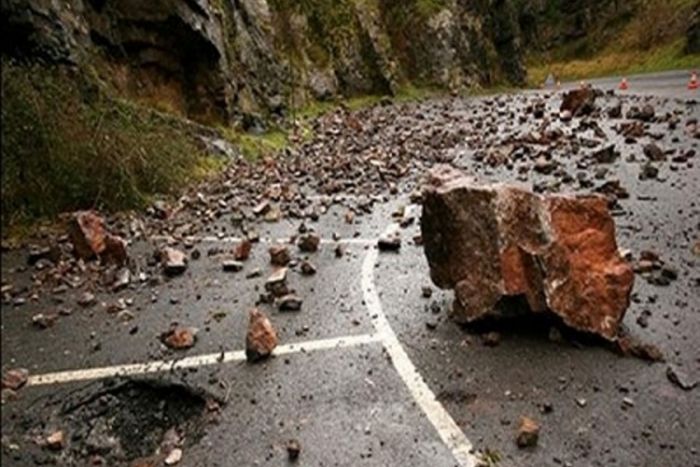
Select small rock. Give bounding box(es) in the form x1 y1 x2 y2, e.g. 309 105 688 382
286 439 301 461
164 448 182 465
300 260 317 276
2 368 29 390
265 268 289 297
112 267 131 291
69 211 107 260
482 332 501 347
234 240 252 261
161 327 196 350
161 247 188 276
516 416 539 448
246 308 278 362
222 260 244 272
46 431 64 451
269 245 291 266
78 292 97 307
298 233 321 253
666 365 697 391
32 313 58 329
643 143 665 162
278 294 303 312
378 234 401 252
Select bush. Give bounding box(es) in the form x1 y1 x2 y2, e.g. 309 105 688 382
1 60 220 225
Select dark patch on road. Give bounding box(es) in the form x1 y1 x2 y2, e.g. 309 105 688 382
8 378 216 466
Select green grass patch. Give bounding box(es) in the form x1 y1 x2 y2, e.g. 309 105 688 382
526 0 700 86
528 40 700 86
222 128 290 162
1 60 222 226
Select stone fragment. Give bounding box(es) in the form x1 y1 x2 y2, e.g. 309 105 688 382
69 211 106 260
164 448 182 465
286 439 301 461
298 233 321 253
234 240 252 261
246 308 278 362
643 143 665 162
265 268 289 297
78 291 97 307
666 365 697 391
161 327 196 350
300 260 317 276
222 260 244 272
378 234 401 252
46 431 64 451
269 245 291 266
2 368 29 390
278 294 303 312
421 165 634 340
161 247 187 276
592 145 617 164
516 417 539 448
32 312 58 329
102 234 129 266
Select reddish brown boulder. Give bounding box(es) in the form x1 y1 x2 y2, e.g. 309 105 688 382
246 308 278 362
69 211 106 260
421 165 634 340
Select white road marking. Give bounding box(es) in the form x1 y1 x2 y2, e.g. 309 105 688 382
361 208 479 467
26 333 381 387
150 235 375 246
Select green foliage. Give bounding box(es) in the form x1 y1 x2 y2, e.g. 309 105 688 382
1 60 220 225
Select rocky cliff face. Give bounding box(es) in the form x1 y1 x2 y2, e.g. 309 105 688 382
1 0 525 123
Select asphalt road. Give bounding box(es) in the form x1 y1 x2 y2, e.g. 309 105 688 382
2 71 699 467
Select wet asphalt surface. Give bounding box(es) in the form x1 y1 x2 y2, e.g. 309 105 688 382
2 71 699 466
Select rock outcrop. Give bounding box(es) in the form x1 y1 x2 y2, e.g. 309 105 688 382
421 165 634 340
1 0 526 123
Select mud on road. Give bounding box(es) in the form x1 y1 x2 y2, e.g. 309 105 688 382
2 86 699 466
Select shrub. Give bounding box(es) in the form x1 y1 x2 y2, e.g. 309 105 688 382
1 60 220 225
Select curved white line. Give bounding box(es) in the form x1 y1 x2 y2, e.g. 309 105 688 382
361 229 479 467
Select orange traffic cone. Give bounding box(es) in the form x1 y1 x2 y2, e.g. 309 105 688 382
689 71 699 90
619 77 629 90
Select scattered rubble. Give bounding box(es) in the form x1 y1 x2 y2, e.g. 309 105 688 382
421 165 634 340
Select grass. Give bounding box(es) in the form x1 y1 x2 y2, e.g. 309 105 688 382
1 60 222 227
528 41 700 86
526 0 700 86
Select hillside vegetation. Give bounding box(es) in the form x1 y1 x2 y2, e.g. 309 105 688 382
523 0 700 85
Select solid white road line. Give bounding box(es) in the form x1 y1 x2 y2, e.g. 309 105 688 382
360 212 479 467
150 235 375 246
26 333 381 387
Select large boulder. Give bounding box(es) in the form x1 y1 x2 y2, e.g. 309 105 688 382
421 165 634 340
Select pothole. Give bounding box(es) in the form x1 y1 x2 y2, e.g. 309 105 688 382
20 378 220 466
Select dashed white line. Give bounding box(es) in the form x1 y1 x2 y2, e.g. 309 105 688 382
361 208 479 467
26 333 381 387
